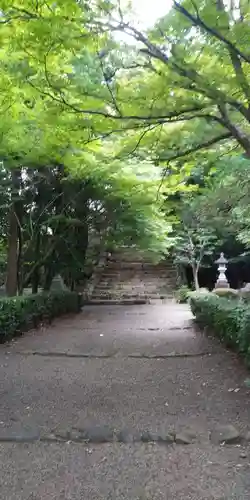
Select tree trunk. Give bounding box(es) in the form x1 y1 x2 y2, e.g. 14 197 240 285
43 264 54 291
5 205 18 296
192 264 200 291
16 197 24 294
23 240 55 289
31 231 41 294
5 169 21 297
176 263 187 286
32 271 39 294
17 227 23 294
43 247 56 291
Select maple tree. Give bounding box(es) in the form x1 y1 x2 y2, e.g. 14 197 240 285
0 0 249 295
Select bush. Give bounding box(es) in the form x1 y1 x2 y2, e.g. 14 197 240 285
188 288 209 297
239 309 250 363
174 285 191 303
198 287 210 293
190 292 250 361
188 288 210 305
0 291 82 343
238 288 250 302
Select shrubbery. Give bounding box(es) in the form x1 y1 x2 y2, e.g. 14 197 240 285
0 291 82 343
175 286 210 303
174 285 191 303
190 292 250 365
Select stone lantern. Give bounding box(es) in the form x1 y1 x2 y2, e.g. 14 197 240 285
214 252 229 289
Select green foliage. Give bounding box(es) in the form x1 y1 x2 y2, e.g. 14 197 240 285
174 225 217 267
0 0 249 298
188 288 210 297
76 0 250 165
238 309 250 356
190 293 250 365
189 155 250 260
0 291 82 343
174 285 191 303
192 156 249 226
2 0 249 168
171 197 219 289
239 288 250 302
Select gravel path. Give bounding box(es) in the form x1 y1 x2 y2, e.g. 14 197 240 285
1 302 250 499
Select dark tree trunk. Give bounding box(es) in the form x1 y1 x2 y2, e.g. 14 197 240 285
17 226 23 294
6 205 18 296
6 169 22 297
43 249 55 291
32 271 39 294
43 269 53 291
31 231 41 294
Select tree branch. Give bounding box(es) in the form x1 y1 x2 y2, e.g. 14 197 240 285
113 21 250 122
159 132 232 163
27 78 216 123
218 104 250 154
98 55 122 116
174 1 250 64
115 124 161 158
169 59 250 121
229 50 250 105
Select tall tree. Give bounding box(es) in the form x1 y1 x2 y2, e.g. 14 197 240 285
104 0 250 161
3 0 250 164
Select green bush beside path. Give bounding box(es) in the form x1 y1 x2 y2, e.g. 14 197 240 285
0 291 82 343
190 292 250 366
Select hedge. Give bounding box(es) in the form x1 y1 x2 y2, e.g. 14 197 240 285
189 292 250 365
0 291 82 343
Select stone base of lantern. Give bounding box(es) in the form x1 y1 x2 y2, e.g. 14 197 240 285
214 279 229 289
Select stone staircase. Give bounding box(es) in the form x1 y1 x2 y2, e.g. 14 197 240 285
87 251 177 304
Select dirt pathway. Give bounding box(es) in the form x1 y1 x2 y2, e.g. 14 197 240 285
1 302 250 499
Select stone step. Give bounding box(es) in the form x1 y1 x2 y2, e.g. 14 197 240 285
100 271 176 280
91 291 149 296
88 252 176 302
97 277 176 282
91 294 173 300
100 273 175 278
86 297 174 305
94 285 175 290
104 263 175 268
105 266 175 273
85 299 149 305
96 279 175 284
102 271 176 277
99 281 175 284
105 261 175 267
98 276 176 280
93 290 174 296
